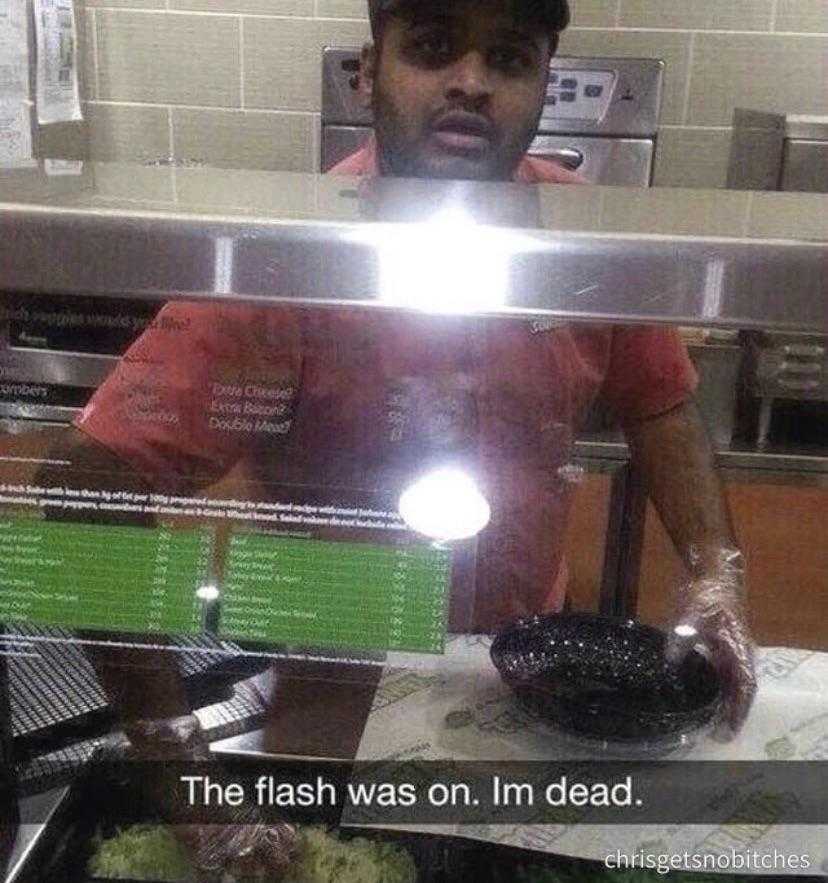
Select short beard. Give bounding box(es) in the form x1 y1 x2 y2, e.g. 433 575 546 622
371 75 543 182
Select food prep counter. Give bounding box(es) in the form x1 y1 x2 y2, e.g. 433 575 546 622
1 167 826 882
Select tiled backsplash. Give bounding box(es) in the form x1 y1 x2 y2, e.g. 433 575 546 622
36 0 828 187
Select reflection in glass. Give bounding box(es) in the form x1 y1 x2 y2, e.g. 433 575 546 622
196 584 220 602
398 467 491 542
348 206 541 313
673 624 698 639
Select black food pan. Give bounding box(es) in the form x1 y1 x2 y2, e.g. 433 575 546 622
491 613 721 742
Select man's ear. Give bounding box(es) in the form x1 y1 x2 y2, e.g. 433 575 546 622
359 41 377 109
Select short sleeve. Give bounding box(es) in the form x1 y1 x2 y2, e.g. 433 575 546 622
600 325 698 425
75 302 302 492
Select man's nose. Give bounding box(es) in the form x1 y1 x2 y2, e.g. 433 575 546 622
444 51 493 105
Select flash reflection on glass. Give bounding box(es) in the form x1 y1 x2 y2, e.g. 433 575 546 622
348 207 541 313
673 624 698 638
398 467 491 541
196 584 220 602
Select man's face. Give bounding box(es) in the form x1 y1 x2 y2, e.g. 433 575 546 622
362 0 553 181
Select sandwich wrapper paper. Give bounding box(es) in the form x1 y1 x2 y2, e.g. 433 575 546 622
349 636 828 875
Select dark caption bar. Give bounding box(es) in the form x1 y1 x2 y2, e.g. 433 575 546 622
7 761 827 825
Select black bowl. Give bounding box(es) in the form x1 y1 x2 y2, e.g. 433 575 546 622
490 613 721 743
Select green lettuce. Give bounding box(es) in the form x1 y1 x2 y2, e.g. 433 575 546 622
88 825 195 881
284 826 417 883
89 824 417 883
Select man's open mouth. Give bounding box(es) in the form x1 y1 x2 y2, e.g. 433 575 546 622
431 113 493 153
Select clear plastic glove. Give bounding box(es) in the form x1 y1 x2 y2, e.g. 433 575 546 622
667 549 757 741
123 714 297 881
176 817 297 882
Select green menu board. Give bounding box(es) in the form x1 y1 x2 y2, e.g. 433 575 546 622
219 533 451 653
0 518 211 635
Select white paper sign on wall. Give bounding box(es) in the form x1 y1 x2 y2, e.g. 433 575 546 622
34 0 82 126
0 0 35 166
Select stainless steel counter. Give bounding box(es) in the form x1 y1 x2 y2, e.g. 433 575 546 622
576 437 828 474
9 644 828 883
4 788 68 883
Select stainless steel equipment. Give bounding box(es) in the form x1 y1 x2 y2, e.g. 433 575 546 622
727 109 828 193
322 50 664 185
686 341 744 450
727 109 828 447
1 168 824 324
0 161 824 466
745 331 828 448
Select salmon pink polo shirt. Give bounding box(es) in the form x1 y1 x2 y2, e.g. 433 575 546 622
75 142 698 630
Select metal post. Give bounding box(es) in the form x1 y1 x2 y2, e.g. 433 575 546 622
604 461 649 619
1 627 20 880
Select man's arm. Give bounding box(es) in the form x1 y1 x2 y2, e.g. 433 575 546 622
623 399 757 738
29 424 299 875
26 301 296 725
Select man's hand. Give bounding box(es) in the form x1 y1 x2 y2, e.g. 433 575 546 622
667 552 757 740
624 400 758 739
176 820 297 882
123 714 297 881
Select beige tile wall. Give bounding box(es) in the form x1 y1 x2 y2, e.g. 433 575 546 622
37 0 828 187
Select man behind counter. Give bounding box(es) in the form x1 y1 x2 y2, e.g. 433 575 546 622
29 0 756 877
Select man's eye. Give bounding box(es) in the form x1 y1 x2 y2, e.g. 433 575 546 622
411 33 452 62
490 46 532 72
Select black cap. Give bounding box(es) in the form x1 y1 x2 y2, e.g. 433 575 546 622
368 0 570 37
